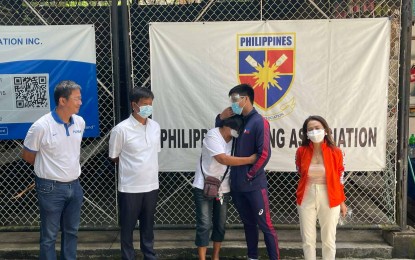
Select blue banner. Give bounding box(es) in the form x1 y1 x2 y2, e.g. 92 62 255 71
0 25 99 139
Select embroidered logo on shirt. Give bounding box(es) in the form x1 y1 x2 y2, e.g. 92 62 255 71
73 130 82 134
258 209 263 215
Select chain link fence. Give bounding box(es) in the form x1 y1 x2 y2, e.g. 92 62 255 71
0 0 117 228
130 0 402 227
0 0 403 229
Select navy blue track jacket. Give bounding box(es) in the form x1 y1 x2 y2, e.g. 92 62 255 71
215 108 271 192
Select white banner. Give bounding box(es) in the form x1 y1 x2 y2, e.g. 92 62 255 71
150 19 390 172
0 25 96 63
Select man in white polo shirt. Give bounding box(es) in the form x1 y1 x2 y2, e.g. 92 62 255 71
21 80 85 260
109 87 160 260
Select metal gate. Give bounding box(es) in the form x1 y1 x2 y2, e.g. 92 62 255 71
129 0 403 227
0 0 407 230
0 0 117 229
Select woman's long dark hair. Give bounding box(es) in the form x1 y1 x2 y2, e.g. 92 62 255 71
301 115 336 147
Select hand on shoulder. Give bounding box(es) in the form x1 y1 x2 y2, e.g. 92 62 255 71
219 107 234 120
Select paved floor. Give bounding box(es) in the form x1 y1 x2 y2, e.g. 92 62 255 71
0 228 412 259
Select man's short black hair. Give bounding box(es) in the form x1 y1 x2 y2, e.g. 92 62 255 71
54 80 81 105
129 87 154 103
223 115 244 132
228 83 254 104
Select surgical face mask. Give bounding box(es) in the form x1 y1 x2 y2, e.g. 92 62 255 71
231 102 243 115
307 129 325 143
137 105 153 118
230 129 239 138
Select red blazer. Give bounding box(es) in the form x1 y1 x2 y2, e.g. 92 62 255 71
295 141 346 208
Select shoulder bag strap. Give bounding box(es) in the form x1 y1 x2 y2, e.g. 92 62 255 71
200 154 206 179
200 137 236 182
220 137 236 183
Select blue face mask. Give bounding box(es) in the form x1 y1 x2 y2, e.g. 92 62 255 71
137 105 153 118
231 102 243 115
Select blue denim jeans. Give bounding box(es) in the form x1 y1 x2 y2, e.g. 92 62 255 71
193 188 230 247
35 176 84 260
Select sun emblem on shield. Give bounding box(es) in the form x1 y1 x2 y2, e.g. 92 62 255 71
238 34 295 114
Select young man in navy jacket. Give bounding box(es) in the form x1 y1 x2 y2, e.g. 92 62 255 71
215 84 279 260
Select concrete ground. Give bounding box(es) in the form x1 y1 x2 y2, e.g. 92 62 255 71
0 228 412 259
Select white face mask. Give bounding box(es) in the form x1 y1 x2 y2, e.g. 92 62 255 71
307 129 325 143
137 105 153 118
230 129 239 138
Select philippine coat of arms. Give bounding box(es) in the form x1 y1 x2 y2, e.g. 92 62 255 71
237 33 296 121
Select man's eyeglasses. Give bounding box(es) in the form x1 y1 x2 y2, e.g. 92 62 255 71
69 96 82 101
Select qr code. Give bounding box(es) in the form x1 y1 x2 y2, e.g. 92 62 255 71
14 76 49 109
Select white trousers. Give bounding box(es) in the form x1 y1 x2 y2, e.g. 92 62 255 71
297 184 340 260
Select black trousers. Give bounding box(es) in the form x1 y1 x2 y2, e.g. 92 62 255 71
119 190 158 260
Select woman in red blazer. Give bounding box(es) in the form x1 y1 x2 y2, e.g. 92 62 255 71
295 115 347 260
